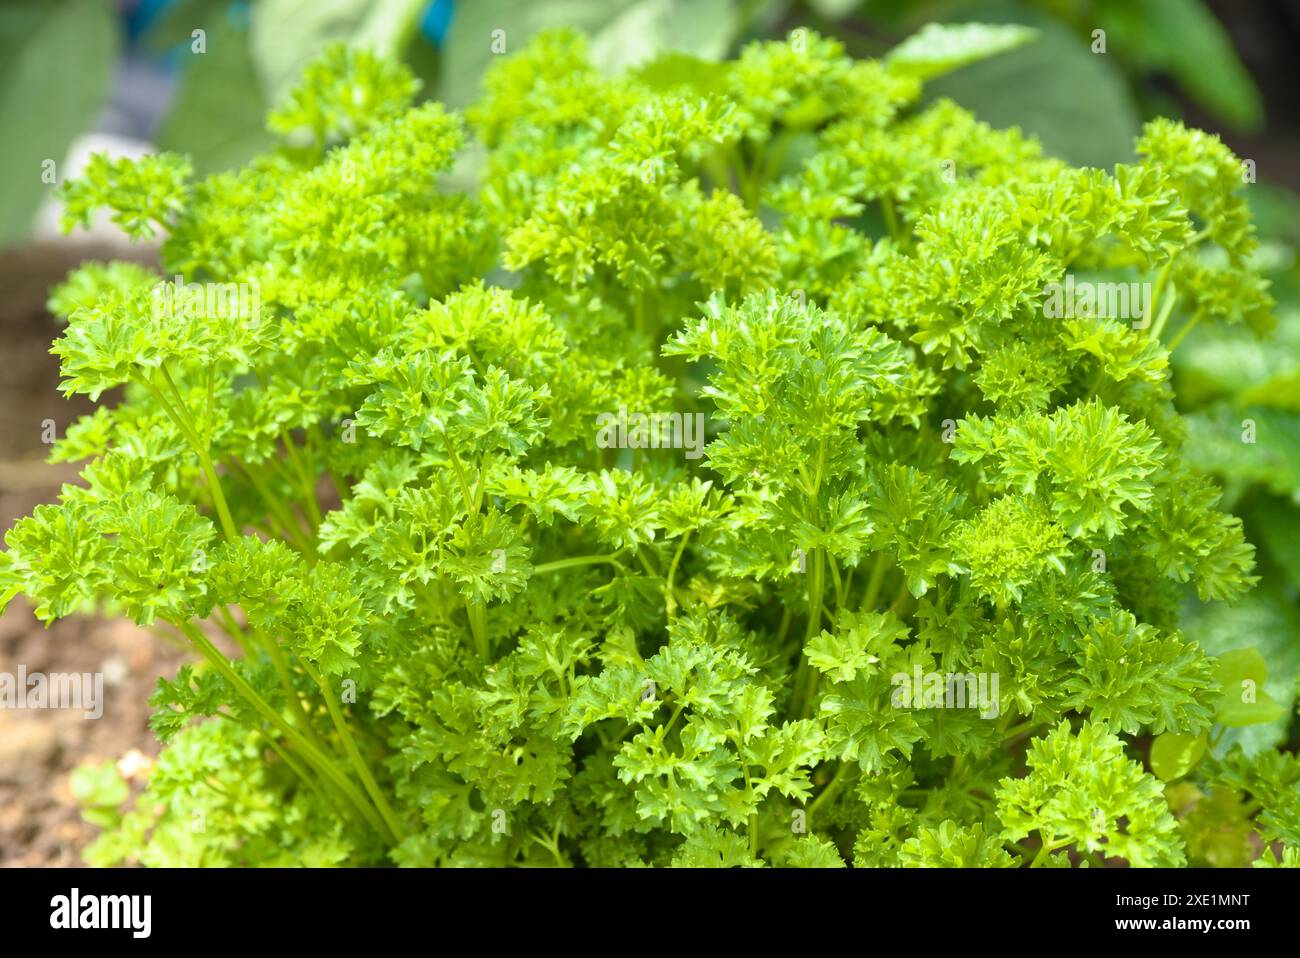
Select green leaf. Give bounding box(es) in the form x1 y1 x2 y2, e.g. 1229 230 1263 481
1099 0 1263 131
926 3 1140 168
805 609 908 684
440 0 738 109
778 834 846 868
155 14 274 175
1150 731 1208 781
250 0 425 109
885 21 1036 81
1214 648 1289 729
69 760 129 829
0 0 117 247
996 720 1186 867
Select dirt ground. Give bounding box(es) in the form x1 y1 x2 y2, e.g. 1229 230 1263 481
0 242 183 868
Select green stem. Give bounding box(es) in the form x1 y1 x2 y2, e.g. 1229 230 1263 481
256 723 356 827
177 621 392 843
775 605 793 646
635 549 662 578
309 424 348 502
213 604 253 658
137 370 238 542
743 763 759 859
1000 719 1040 743
1146 259 1173 336
808 762 851 821
662 702 686 739
664 531 690 620
532 554 627 575
827 553 845 609
441 431 475 516
158 363 239 542
1166 313 1203 352
258 624 327 750
881 195 901 242
301 659 406 842
231 459 314 553
1031 834 1069 867
861 551 889 611
467 599 490 663
792 548 826 718
281 430 323 529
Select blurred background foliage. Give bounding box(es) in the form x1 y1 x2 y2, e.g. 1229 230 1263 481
2 0 1298 762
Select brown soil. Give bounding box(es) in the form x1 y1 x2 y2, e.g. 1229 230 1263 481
0 241 182 868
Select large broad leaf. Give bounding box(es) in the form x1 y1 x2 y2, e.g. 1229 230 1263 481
0 0 117 249
249 0 426 110
1149 731 1208 781
1214 648 1288 729
438 0 738 108
925 1 1139 169
1251 497 1300 592
1183 403 1300 498
885 21 1035 81
1185 591 1299 754
806 0 859 18
155 15 274 176
1173 300 1300 409
1096 0 1262 132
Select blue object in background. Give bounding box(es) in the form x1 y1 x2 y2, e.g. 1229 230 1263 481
421 0 454 46
129 0 451 49
106 0 452 140
124 0 178 44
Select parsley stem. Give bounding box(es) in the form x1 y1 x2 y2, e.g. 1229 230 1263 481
1000 719 1040 742
136 370 239 542
441 431 475 515
156 364 240 542
808 761 851 821
860 551 889 611
636 549 662 578
210 603 251 657
1149 288 1178 340
742 763 759 859
532 554 626 574
881 195 901 242
775 605 793 645
258 621 329 750
467 599 490 663
664 531 691 620
1165 313 1202 352
1030 834 1070 867
177 620 394 843
827 553 845 609
229 458 314 553
280 430 323 529
301 659 406 842
259 725 352 825
203 365 215 445
792 547 826 718
663 702 686 738
1146 259 1174 339
309 423 348 501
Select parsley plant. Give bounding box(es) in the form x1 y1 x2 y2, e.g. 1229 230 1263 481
4 25 1296 868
